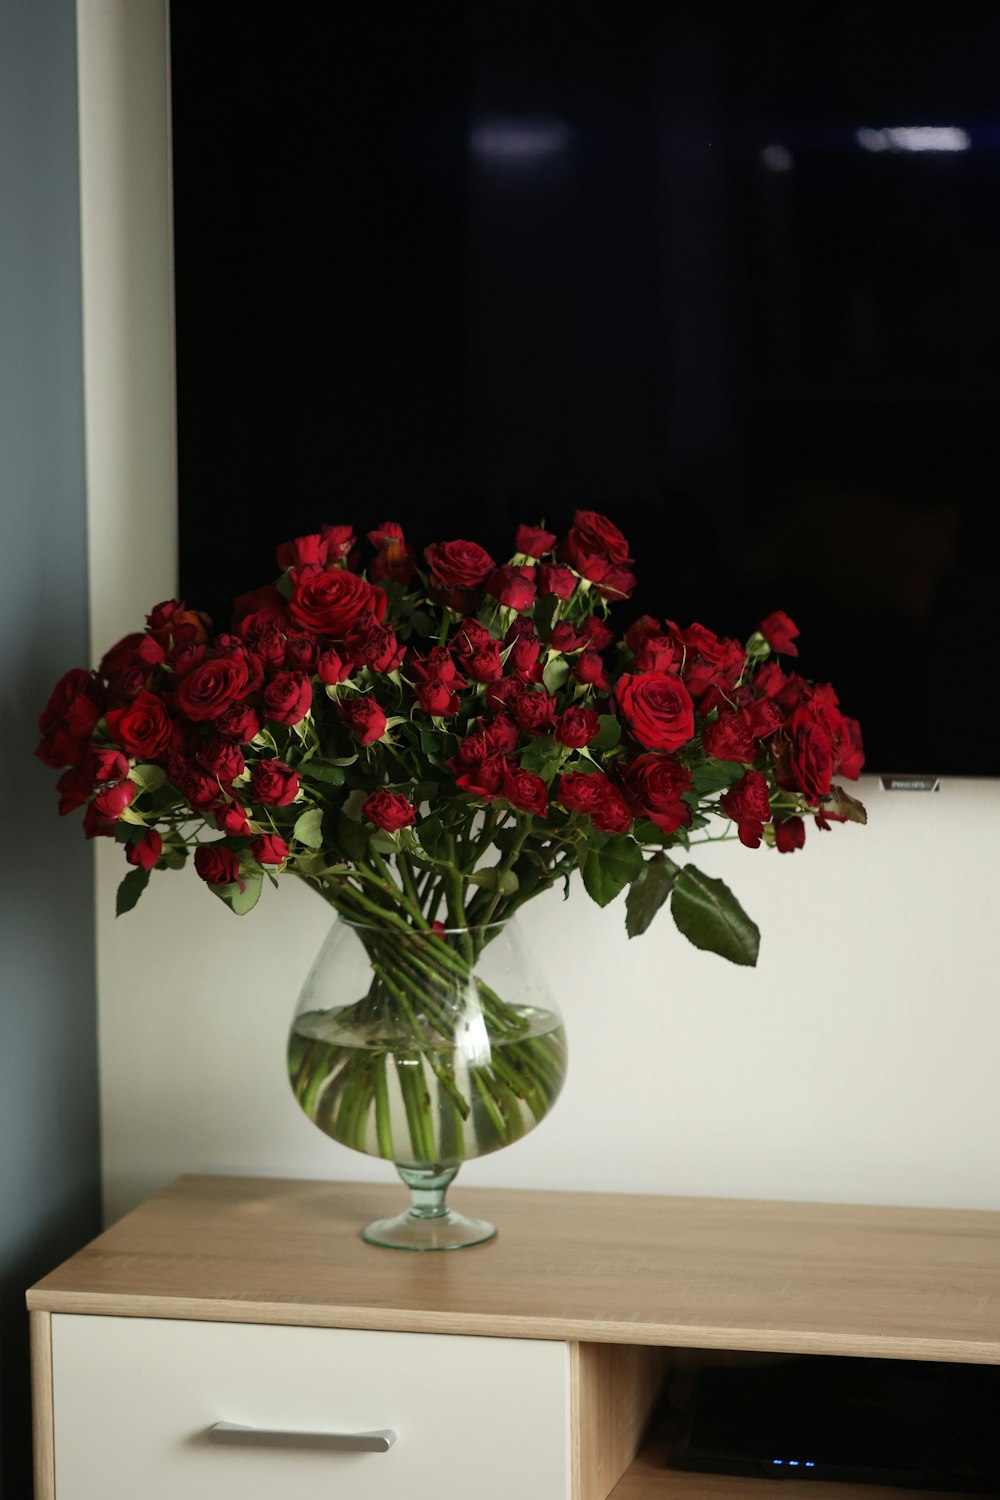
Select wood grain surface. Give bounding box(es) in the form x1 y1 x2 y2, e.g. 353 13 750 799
30 1310 55 1500
26 1175 1000 1362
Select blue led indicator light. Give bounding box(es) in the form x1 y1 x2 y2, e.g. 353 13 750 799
806 1462 816 1468
789 1460 799 1466
772 1459 783 1465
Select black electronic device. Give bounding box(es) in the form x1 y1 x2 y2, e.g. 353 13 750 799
666 1357 1000 1492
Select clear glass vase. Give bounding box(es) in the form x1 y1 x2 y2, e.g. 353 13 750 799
288 917 567 1250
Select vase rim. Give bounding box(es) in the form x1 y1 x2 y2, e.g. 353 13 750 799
338 917 511 936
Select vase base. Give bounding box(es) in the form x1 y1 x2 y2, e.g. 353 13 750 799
361 1208 497 1252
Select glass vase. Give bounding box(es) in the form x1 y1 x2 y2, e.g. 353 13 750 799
288 917 567 1250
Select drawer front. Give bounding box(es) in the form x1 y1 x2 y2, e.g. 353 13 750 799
51 1314 570 1500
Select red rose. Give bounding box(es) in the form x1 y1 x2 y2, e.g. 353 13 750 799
551 622 585 653
592 787 632 834
317 648 352 686
615 672 694 752
449 733 505 798
322 523 356 564
624 615 664 654
774 817 806 853
536 563 576 600
572 651 609 689
56 764 95 815
425 539 495 593
760 610 799 657
452 618 492 659
92 747 130 783
416 679 460 716
213 702 261 742
515 524 557 557
263 671 313 726
105 690 173 758
91 778 136 822
146 600 210 646
367 521 417 584
720 770 772 848
564 510 631 567
748 697 784 739
619 754 693 835
510 688 557 735
346 616 404 673
468 641 503 684
487 564 536 612
179 766 224 810
175 654 249 722
410 646 464 686
277 533 330 571
36 668 102 767
788 717 834 802
507 630 542 681
502 764 548 816
126 828 163 872
99 634 144 678
633 633 675 673
232 584 285 628
196 738 245 784
682 625 745 701
213 801 251 835
702 708 756 764
554 706 601 749
339 694 387 745
194 842 244 887
483 714 519 754
289 568 386 637
557 771 612 816
250 833 290 867
250 759 301 807
579 616 615 651
836 717 864 780
134 635 166 667
362 790 417 831
284 631 317 671
167 641 208 678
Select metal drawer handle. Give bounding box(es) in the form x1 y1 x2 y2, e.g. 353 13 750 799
208 1422 396 1453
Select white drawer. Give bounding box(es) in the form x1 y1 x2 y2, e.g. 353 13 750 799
51 1314 571 1500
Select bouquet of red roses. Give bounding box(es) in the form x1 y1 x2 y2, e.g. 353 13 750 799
37 511 865 967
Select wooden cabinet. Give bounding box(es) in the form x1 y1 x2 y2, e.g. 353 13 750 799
28 1176 1000 1499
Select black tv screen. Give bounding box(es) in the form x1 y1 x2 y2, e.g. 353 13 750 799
170 1 1000 776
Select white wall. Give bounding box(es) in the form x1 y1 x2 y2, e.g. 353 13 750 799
79 4 1000 1228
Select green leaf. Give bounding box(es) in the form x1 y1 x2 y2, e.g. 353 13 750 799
542 656 570 694
581 835 644 908
591 714 622 753
211 865 264 916
823 784 868 825
468 866 520 896
292 807 325 848
533 592 559 642
116 866 150 916
670 865 760 966
336 813 370 860
129 763 167 793
341 788 367 822
688 758 748 796
417 812 444 856
301 761 346 786
625 853 681 938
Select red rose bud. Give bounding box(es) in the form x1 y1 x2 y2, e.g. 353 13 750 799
175 654 250 722
774 816 806 853
316 648 352 686
448 734 505 798
558 770 612 816
213 702 261 742
56 764 95 815
410 646 464 686
759 610 799 657
82 802 115 839
345 617 404 673
276 533 329 571
565 510 631 567
424 539 495 593
592 787 632 834
452 618 492 660
502 764 548 816
250 758 301 807
416 679 460 716
146 600 209 647
284 631 317 671
483 714 519 753
594 563 636 600
515 524 557 558
468 641 503 684
99 633 144 678
91 778 136 821
339 693 387 746
196 738 245 783
126 828 163 872
702 708 756 764
38 667 102 747
487 564 536 612
263 671 313 727
194 842 244 888
213 801 251 835
367 521 417 584
720 770 772 848
321 523 356 563
615 672 695 752
92 747 130 783
179 767 224 810
362 790 417 832
789 712 834 801
580 616 615 651
508 630 542 680
633 633 675 673
510 689 557 735
289 567 385 637
572 651 609 689
167 641 207 678
536 563 576 600
250 833 290 868
554 706 601 749
551 621 585 653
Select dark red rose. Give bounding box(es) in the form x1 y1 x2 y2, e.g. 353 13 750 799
592 787 632 834
836 717 865 780
789 714 834 802
410 646 464 686
146 600 210 646
468 641 503 684
213 702 261 742
284 631 317 671
502 764 548 816
321 523 356 564
681 625 745 701
554 706 601 749
564 510 631 568
760 610 799 657
241 622 285 668
510 688 557 735
91 778 136 822
232 584 285 629
448 733 505 798
748 697 784 739
82 802 115 839
618 754 692 835
175 654 250 722
250 759 301 807
346 615 404 673
239 605 290 642
166 641 207 678
213 801 251 835
263 671 313 727
179 767 224 810
551 622 585 653
721 770 772 848
92 747 130 783
615 672 695 752
339 694 387 746
487 564 536 612
99 634 144 678
194 842 244 887
37 668 102 762
289 568 386 637
56 763 95 815
579 616 615 651
452 618 492 659
507 630 542 680
774 816 806 853
105 690 173 757
367 521 417 584
482 714 520 754
425 539 495 593
515 524 557 557
126 828 163 871
362 790 417 831
558 770 612 816
572 651 609 689
196 738 245 784
633 633 675 674
702 708 756 764
624 615 665 654
536 563 576 600
594 564 636 599
316 648 352 685
416 679 460 716
277 533 330 571
134 635 166 668
250 833 290 867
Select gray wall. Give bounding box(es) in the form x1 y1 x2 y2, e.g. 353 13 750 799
0 1 102 1493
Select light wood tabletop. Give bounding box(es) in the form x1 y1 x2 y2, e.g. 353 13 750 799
27 1175 1000 1363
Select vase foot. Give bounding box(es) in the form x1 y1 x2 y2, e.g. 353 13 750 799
361 1206 497 1251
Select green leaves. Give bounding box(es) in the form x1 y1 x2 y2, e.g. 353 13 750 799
210 866 264 916
823 784 868 825
129 763 167 793
542 656 570 694
670 864 760 966
625 852 680 937
687 758 748 797
591 714 622 753
116 867 150 916
292 807 325 848
468 866 520 896
581 835 644 907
